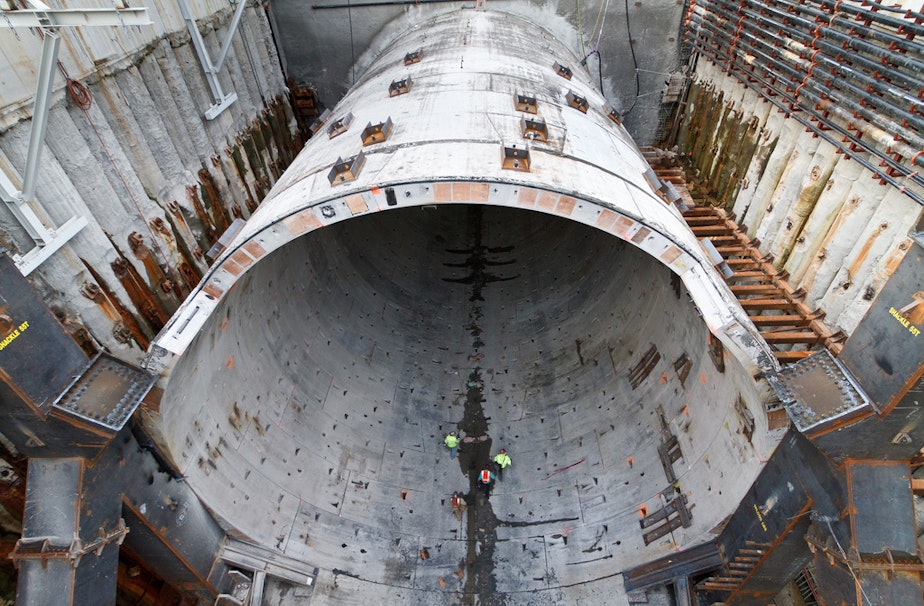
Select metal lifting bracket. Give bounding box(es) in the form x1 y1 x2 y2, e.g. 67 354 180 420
0 2 151 276
177 0 248 120
9 519 129 569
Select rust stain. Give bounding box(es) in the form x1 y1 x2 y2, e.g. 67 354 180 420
177 262 201 293
112 257 169 331
228 145 258 212
187 184 218 246
846 222 889 283
225 356 235 369
198 168 231 236
128 232 182 306
800 195 861 293
81 261 149 349
881 238 911 278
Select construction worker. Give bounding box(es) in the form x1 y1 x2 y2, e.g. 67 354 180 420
493 448 511 480
444 431 460 459
450 491 467 521
477 468 496 497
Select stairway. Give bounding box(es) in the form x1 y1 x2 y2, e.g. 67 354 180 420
641 147 845 364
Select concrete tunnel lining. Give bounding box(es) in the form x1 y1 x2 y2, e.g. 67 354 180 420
157 204 781 597
147 9 785 600
151 8 775 371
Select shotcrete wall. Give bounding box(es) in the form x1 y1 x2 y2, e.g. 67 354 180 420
0 2 300 356
676 45 924 335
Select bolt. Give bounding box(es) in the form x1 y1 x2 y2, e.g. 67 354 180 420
80 283 104 303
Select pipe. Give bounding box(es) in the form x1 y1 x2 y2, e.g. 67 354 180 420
734 1 924 94
686 17 924 172
794 0 924 42
687 0 924 168
758 0 924 73
688 4 924 139
694 0 924 93
683 14 924 182
685 35 924 206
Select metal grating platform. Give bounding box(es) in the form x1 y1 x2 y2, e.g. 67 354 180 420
52 352 156 431
772 350 875 433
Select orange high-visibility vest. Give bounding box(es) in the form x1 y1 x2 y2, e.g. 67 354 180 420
480 469 492 483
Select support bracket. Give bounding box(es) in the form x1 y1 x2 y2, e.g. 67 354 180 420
0 4 151 275
0 33 88 275
178 0 247 120
0 6 150 28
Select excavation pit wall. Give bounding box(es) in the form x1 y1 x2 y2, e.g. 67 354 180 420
0 3 299 354
159 203 782 603
677 60 924 334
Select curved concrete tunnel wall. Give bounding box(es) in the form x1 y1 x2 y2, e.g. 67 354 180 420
149 8 785 601
162 205 780 599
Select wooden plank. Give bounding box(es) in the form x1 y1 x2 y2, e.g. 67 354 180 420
774 351 817 362
759 332 823 344
749 315 810 326
738 299 795 310
730 284 784 295
692 225 736 236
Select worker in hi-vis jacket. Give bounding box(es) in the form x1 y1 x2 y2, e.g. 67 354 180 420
493 448 511 480
444 431 460 459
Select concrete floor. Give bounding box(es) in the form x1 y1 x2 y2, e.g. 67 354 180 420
160 204 781 603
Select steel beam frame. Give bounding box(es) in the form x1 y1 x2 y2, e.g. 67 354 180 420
0 5 151 275
21 30 59 203
0 7 150 28
177 0 247 120
0 33 90 276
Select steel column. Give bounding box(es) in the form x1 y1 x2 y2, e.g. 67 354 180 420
177 0 240 120
20 31 59 203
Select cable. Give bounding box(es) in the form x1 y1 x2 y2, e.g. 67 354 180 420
588 0 608 50
347 0 356 85
576 0 586 65
596 50 604 92
622 0 640 116
593 0 609 52
77 94 183 293
825 520 873 606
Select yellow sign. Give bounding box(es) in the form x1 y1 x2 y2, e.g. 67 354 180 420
0 320 29 351
889 306 921 337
